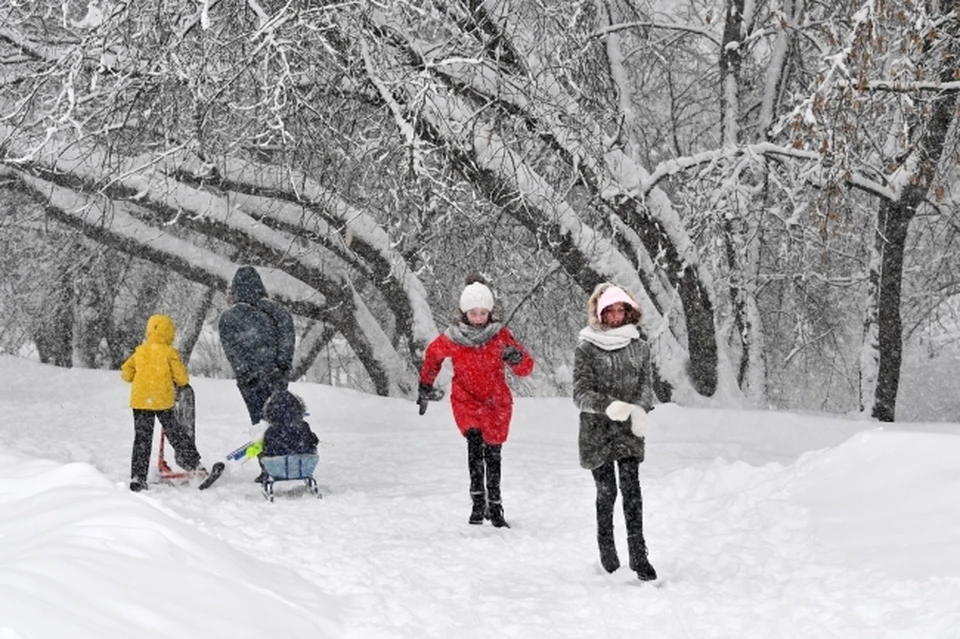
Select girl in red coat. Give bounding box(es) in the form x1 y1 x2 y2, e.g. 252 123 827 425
418 275 534 527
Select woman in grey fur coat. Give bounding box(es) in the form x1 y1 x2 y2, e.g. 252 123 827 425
572 283 657 581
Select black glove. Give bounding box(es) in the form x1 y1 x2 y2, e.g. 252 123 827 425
271 367 290 388
502 345 523 366
417 382 445 415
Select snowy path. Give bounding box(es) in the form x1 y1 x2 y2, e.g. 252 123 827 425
1 356 958 638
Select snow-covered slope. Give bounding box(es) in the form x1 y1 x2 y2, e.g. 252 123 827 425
0 355 957 638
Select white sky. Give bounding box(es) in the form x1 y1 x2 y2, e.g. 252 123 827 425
0 354 958 638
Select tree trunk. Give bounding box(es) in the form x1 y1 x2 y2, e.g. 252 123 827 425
871 201 911 422
863 0 960 421
179 286 215 366
291 321 338 382
33 257 75 368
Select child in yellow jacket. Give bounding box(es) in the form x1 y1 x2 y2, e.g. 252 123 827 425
121 314 205 491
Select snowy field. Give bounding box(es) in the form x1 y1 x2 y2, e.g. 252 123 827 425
0 354 958 638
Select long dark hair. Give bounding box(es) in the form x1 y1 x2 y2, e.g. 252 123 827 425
601 304 641 326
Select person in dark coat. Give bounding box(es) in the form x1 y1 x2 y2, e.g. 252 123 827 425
261 390 318 457
219 266 296 426
418 274 534 528
572 282 658 581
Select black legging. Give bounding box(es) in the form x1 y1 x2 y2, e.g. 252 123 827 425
466 428 502 501
591 457 644 541
131 408 201 482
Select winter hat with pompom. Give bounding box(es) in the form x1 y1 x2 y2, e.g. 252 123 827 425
459 282 495 312
596 286 638 322
263 389 306 426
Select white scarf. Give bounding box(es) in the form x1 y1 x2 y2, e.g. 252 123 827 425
578 324 639 351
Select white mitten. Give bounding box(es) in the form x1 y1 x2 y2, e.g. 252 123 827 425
630 406 647 438
605 400 634 422
249 421 267 441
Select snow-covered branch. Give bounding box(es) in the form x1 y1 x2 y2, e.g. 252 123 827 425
0 130 418 396
844 80 960 93
359 36 424 175
642 142 897 200
592 20 722 48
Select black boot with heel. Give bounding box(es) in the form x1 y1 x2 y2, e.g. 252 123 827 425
469 491 486 525
598 532 620 573
485 442 509 528
487 500 510 528
627 535 657 581
466 429 487 525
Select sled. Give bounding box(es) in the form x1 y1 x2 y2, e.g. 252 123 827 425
260 454 322 502
173 384 196 442
157 385 199 484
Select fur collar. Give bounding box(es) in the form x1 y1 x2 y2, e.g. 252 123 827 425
586 282 641 329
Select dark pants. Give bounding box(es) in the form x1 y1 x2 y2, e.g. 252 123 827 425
466 428 502 502
592 457 644 546
131 409 202 482
238 378 287 425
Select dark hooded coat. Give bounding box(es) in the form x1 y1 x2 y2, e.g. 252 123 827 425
572 283 655 470
261 390 319 457
219 266 295 386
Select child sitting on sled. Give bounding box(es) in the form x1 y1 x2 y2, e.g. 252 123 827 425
261 390 319 457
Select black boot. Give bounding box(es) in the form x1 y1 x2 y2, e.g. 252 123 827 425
484 443 508 527
466 429 486 524
592 461 620 572
628 535 657 581
488 500 510 528
598 533 620 573
253 457 269 483
469 491 486 525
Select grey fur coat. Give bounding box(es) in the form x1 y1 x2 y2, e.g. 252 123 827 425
572 284 655 470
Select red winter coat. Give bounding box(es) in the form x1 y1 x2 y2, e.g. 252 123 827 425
420 326 533 445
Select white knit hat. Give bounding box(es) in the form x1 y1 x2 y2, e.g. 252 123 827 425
459 282 495 312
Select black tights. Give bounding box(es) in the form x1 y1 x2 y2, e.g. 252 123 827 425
591 457 644 541
466 428 502 501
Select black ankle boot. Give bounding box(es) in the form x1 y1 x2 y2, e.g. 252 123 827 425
488 501 510 528
628 535 657 581
469 492 486 525
598 535 620 573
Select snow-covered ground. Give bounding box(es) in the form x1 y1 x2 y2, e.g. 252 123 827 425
0 354 958 638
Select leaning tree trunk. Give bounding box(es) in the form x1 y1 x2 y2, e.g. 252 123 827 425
179 286 215 366
291 321 338 382
1 165 417 397
356 11 724 401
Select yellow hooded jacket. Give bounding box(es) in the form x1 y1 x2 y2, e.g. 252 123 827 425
120 314 189 410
